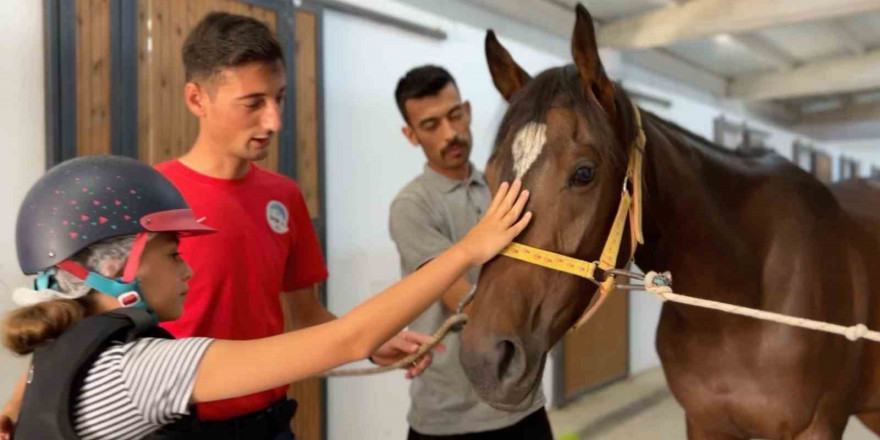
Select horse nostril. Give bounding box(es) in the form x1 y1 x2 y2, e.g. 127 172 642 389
495 339 523 383
498 339 516 379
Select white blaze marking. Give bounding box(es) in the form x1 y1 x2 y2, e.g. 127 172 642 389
511 122 547 180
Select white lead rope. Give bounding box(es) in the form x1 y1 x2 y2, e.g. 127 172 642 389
640 271 880 343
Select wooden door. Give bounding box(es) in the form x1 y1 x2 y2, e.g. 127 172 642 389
814 151 833 184
65 0 325 437
559 279 629 402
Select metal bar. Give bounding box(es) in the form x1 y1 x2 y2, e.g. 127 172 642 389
44 0 62 168
277 4 298 178
110 0 139 159
49 0 78 166
60 0 77 162
303 0 446 40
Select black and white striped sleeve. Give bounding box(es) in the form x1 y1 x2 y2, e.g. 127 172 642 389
73 337 213 440
120 337 213 423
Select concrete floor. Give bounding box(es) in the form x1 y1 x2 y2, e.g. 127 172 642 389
548 368 877 440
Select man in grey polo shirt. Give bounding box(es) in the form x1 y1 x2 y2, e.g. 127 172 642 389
389 65 551 440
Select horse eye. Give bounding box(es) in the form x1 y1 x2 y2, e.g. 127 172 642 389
570 166 596 186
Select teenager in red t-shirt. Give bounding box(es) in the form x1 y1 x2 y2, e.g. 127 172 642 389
148 13 443 439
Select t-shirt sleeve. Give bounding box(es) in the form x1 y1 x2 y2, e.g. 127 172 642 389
283 184 329 291
389 197 454 275
120 337 214 424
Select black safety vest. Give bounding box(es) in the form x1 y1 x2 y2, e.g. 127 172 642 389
14 308 176 439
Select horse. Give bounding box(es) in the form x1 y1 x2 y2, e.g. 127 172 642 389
459 4 880 439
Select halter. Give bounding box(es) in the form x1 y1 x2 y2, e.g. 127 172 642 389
499 102 646 330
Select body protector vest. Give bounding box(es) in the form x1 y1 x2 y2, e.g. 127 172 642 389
14 308 182 439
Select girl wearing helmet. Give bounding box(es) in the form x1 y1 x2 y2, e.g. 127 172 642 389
2 156 531 439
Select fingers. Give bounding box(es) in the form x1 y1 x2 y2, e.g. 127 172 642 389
502 188 530 225
0 416 12 440
496 180 522 219
399 330 432 346
485 181 510 216
406 353 433 379
389 332 420 354
510 211 533 237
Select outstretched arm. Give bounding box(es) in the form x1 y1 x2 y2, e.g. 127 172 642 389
190 181 531 403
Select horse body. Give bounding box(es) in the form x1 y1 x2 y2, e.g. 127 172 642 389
642 117 873 438
459 4 880 439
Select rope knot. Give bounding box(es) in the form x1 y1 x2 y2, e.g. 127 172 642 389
845 323 868 341
645 271 673 301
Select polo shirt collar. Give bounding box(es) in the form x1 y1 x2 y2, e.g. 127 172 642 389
423 163 486 194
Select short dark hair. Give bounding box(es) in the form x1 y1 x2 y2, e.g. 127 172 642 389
183 12 284 83
395 65 458 123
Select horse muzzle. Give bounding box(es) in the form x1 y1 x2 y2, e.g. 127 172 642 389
460 325 546 411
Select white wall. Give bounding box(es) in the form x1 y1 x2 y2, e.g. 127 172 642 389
0 0 46 400
322 2 570 438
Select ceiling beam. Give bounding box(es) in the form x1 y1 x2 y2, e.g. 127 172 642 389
728 49 880 101
451 0 728 95
459 0 573 37
821 21 868 56
727 34 798 71
597 0 880 50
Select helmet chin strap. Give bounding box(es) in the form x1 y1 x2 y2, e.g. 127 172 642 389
55 233 156 322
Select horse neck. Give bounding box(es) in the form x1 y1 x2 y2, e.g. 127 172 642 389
632 115 763 302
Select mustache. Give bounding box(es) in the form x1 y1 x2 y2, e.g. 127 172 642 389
442 137 470 155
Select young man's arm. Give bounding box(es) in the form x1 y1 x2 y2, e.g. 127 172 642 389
440 276 473 313
282 284 335 330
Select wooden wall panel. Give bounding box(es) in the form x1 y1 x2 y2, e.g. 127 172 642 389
76 0 112 156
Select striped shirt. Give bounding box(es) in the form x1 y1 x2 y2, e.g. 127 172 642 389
72 337 213 440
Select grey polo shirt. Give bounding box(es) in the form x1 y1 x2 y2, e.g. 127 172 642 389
389 163 546 435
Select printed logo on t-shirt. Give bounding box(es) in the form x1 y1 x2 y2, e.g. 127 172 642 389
266 200 290 234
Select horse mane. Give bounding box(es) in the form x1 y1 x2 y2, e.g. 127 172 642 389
646 111 778 161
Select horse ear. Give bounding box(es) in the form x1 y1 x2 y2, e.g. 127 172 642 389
571 4 617 123
486 30 531 102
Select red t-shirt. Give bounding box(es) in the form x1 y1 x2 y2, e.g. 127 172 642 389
156 160 328 421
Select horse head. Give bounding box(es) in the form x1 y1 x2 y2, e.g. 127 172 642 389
460 3 642 410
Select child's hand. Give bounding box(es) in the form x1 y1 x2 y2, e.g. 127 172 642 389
0 414 14 440
458 180 531 266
